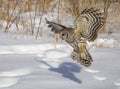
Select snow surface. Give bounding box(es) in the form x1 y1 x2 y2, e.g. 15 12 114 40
0 38 120 89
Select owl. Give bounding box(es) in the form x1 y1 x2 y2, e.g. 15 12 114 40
46 8 105 67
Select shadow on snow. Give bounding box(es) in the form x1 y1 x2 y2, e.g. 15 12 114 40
38 59 82 84
49 62 82 84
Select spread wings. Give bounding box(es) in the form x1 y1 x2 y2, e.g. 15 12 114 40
46 8 105 42
46 8 106 67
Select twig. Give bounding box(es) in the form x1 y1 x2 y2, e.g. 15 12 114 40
5 0 28 32
36 0 45 39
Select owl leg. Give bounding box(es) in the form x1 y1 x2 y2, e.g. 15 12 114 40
71 50 92 67
77 42 93 67
71 50 81 61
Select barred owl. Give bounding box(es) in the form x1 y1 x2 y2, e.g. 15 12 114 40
46 8 105 67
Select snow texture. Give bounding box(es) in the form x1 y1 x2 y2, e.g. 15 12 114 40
0 38 120 89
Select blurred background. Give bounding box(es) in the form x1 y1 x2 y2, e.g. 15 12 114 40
0 0 120 48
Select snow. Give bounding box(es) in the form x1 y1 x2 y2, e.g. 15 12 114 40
0 68 33 77
45 50 69 58
114 82 120 87
0 38 120 89
83 68 100 73
0 78 18 88
93 75 107 81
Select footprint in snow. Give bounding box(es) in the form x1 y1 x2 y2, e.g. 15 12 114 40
0 78 18 88
93 75 107 81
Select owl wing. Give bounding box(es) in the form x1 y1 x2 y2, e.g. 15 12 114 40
45 18 72 34
75 8 105 42
72 8 105 67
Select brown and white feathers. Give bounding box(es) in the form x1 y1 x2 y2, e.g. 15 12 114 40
46 8 105 67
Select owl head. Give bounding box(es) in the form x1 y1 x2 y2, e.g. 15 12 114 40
59 30 68 40
46 18 74 41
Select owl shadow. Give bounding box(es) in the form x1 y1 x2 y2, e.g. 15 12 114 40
49 62 82 84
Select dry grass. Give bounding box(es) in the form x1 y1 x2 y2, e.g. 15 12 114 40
0 0 120 35
0 0 119 19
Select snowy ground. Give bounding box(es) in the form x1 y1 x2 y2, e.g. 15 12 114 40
0 37 120 89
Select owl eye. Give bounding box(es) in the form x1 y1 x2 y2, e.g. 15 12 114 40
61 33 65 36
60 32 67 40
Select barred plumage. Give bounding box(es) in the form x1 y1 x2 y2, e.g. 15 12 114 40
75 8 105 42
46 7 105 67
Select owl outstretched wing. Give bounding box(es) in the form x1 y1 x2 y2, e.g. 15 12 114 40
45 18 73 34
75 8 105 42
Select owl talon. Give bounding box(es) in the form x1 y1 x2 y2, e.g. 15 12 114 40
78 59 92 67
71 51 92 67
